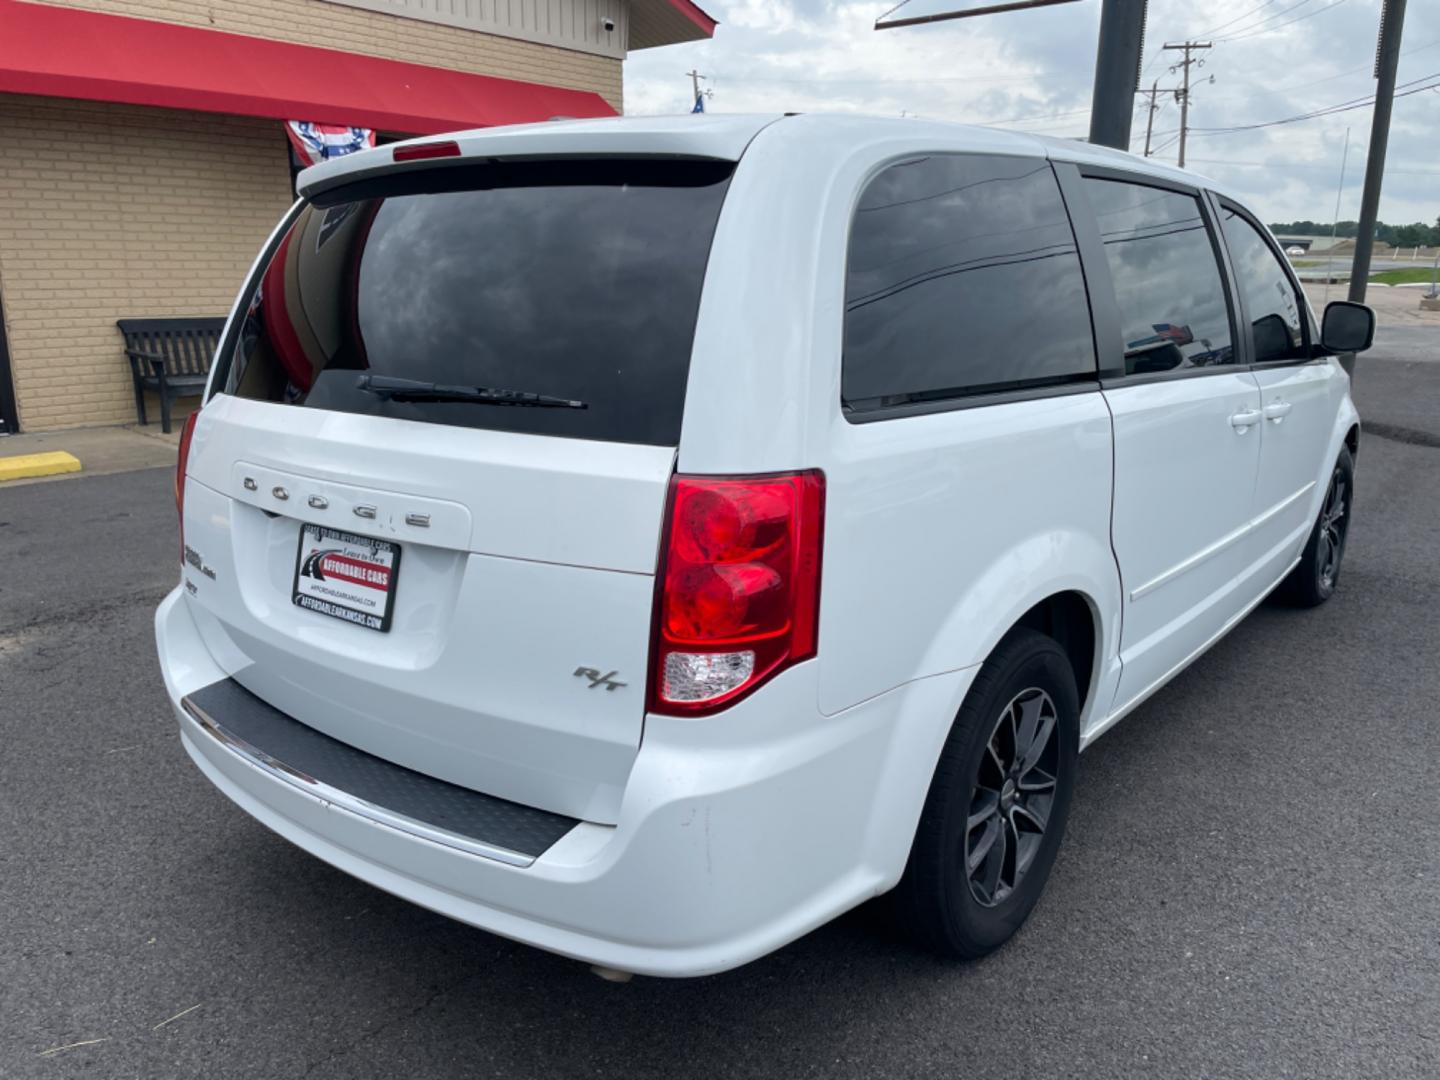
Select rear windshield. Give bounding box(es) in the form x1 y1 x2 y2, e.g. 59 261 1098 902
219 159 733 446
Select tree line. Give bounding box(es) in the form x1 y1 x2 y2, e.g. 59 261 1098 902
1269 218 1440 248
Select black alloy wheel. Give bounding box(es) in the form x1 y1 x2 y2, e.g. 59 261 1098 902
1316 463 1349 592
893 627 1079 960
966 687 1060 908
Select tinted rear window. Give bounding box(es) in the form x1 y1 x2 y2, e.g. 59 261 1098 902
219 160 733 446
842 154 1096 412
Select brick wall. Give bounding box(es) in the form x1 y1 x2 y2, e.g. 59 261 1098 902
0 96 293 431
0 2 624 431
28 0 623 111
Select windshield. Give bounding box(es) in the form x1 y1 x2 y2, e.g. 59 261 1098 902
219 158 734 446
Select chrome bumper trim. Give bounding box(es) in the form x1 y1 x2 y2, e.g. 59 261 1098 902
181 695 536 868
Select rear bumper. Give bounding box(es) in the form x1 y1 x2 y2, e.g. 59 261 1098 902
157 586 974 976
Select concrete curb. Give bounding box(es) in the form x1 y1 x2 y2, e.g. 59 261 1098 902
0 450 82 482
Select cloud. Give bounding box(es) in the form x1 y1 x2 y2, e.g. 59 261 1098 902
624 0 1440 224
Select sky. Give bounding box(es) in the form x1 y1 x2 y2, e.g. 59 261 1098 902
623 0 1440 226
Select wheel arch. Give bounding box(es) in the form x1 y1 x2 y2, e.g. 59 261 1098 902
1305 403 1362 526
913 528 1122 736
1012 590 1101 730
875 595 1100 905
862 579 1116 896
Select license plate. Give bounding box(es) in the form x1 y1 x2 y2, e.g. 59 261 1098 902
292 524 401 632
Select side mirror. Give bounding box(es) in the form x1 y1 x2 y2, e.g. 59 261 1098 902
1321 301 1375 354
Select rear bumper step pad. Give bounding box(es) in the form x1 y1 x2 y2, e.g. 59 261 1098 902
181 679 579 866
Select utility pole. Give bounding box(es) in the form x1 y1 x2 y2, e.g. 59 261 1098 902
1141 78 1160 156
1088 0 1148 151
1163 40 1211 168
1349 0 1408 304
1138 77 1180 157
685 69 711 111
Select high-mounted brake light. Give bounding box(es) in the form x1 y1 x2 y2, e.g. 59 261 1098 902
649 471 825 716
392 140 461 162
176 410 199 562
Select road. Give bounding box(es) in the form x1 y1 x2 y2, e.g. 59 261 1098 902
3 362 1439 1078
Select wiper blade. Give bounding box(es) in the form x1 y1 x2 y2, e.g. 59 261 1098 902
356 374 587 409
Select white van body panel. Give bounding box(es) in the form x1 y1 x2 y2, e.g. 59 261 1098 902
159 587 980 977
155 114 1359 977
1250 360 1350 555
817 395 1121 721
679 116 1054 477
182 395 674 822
677 117 1122 720
1103 371 1267 714
298 114 784 198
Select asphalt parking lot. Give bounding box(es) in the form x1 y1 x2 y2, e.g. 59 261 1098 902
3 340 1438 1078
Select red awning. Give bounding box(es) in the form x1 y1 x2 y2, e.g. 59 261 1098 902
0 0 616 134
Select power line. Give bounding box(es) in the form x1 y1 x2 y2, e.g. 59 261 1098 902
726 72 1039 86
1188 36 1440 100
976 106 1092 127
1186 157 1440 175
1188 70 1440 135
1216 0 1350 43
1151 132 1182 155
1211 0 1321 41
1193 0 1281 39
1192 69 1440 129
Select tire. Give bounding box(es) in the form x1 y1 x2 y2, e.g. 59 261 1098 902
1277 445 1354 608
893 627 1079 959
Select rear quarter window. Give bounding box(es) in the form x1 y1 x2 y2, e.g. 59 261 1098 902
842 153 1097 413
219 159 734 447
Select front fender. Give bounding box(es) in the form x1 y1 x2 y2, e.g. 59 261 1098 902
1303 382 1360 525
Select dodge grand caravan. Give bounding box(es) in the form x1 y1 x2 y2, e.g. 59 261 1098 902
156 114 1374 978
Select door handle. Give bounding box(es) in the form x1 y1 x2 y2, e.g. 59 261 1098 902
1264 400 1293 423
1229 408 1262 432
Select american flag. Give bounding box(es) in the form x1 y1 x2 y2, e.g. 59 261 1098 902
286 122 376 167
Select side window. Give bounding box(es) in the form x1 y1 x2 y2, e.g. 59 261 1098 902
842 154 1096 411
1220 207 1308 363
1083 178 1235 375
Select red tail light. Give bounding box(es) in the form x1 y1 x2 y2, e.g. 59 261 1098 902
176 410 199 562
392 140 461 162
649 471 825 716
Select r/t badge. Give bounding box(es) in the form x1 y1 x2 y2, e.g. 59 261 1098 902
573 667 627 692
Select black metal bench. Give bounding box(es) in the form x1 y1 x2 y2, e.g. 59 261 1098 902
118 317 225 433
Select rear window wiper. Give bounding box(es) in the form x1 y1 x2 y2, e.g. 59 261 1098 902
356 374 587 409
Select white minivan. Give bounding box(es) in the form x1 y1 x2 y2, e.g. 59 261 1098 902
156 114 1373 978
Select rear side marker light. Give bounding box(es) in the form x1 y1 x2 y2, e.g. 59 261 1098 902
392 141 461 162
649 471 825 716
176 410 200 562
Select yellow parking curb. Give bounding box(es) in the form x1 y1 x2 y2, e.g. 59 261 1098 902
0 450 82 482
